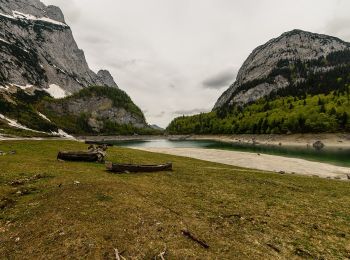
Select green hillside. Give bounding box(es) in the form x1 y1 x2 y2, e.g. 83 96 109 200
0 86 161 136
167 91 350 134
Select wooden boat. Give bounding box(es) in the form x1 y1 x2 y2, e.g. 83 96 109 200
106 162 172 173
57 151 104 162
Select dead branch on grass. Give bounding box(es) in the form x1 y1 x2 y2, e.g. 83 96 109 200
181 229 209 249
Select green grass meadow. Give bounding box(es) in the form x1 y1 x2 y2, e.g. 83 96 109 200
0 140 349 259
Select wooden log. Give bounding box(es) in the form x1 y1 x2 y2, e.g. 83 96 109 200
106 162 172 173
57 151 103 162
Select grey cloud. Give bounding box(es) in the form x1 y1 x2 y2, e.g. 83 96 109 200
202 69 237 89
174 108 210 116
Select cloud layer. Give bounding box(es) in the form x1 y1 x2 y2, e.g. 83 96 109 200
42 0 350 127
174 108 210 116
203 69 238 89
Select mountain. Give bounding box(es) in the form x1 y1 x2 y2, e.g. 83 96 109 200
0 0 153 136
0 0 118 93
167 30 350 134
214 29 350 109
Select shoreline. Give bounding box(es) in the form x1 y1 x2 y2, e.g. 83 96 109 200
78 133 350 149
135 147 350 180
2 133 350 149
1 134 349 179
188 133 350 149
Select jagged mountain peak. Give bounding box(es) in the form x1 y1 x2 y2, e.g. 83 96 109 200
214 30 350 109
97 70 119 88
0 0 65 23
0 0 148 135
45 4 66 24
0 0 118 95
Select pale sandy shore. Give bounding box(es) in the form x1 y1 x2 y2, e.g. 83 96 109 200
136 147 350 180
189 133 350 148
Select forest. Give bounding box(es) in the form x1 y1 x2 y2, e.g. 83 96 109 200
167 90 350 134
167 53 350 135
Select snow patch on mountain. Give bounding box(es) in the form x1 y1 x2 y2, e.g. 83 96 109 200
12 10 68 27
13 84 33 90
0 113 46 133
37 112 51 122
0 37 10 44
44 84 71 99
51 129 75 139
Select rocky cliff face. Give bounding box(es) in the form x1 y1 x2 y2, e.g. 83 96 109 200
0 0 151 136
0 85 148 136
43 92 146 133
214 30 350 109
0 0 118 94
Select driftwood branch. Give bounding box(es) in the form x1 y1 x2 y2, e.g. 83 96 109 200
181 229 209 249
114 248 120 260
114 248 126 260
157 246 167 260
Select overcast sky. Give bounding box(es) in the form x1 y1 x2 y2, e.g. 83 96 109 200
42 0 350 127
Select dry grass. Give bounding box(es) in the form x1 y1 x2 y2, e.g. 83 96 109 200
0 140 349 259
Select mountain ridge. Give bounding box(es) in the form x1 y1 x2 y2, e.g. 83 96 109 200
214 29 350 109
0 0 118 94
0 0 154 136
168 29 350 135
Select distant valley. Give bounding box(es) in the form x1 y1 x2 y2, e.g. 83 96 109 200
1 0 349 138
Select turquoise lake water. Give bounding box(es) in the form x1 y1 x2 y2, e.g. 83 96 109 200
109 139 350 167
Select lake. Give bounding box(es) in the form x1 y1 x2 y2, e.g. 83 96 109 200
108 139 350 167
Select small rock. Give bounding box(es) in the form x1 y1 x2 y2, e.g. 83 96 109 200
15 237 20 242
74 181 80 185
59 232 65 236
313 140 325 150
16 191 22 195
32 174 44 180
8 150 16 155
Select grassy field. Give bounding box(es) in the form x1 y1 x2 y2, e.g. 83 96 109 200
0 140 349 259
